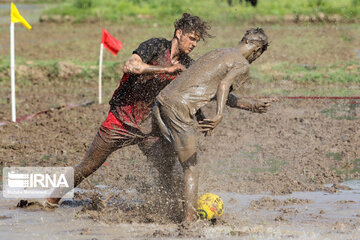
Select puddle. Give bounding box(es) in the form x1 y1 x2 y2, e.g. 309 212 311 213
1 182 360 239
342 180 360 190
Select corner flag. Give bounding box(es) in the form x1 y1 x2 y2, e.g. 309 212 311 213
98 29 122 104
10 2 32 122
11 3 32 30
101 29 122 56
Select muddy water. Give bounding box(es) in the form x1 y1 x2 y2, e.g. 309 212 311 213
1 182 359 239
218 186 360 239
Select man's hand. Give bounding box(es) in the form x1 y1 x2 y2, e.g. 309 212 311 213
166 63 186 73
227 95 278 113
124 54 186 75
248 98 271 113
249 98 278 113
198 114 223 136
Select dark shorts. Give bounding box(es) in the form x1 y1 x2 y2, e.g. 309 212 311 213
154 101 197 161
99 111 146 146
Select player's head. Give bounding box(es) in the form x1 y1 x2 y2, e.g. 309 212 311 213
174 13 213 54
240 27 269 63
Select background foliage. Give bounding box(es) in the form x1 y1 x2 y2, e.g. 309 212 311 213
43 0 360 23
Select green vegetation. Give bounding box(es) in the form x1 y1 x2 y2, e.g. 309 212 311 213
326 152 342 162
331 158 360 175
12 0 64 3
327 152 360 176
41 154 51 161
257 87 360 98
1 58 358 98
267 158 287 173
43 0 360 23
238 145 286 174
0 57 120 85
0 166 3 186
320 102 360 120
252 61 360 85
249 159 287 174
241 144 262 161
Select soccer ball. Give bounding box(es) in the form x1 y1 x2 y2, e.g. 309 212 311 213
196 193 224 220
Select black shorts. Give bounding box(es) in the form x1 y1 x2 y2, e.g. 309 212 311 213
154 101 197 161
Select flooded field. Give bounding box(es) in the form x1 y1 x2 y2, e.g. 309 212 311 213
1 97 359 239
0 2 359 240
1 181 360 239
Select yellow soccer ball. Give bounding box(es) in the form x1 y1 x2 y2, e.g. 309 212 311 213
196 193 224 220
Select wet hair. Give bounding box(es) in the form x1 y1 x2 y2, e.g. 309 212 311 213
240 27 269 53
174 13 213 41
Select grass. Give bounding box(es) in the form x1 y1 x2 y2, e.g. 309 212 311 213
249 159 287 174
327 152 360 176
249 59 359 96
1 57 358 98
0 56 120 85
252 61 360 85
0 166 3 186
43 0 360 24
237 145 287 174
326 152 342 162
320 102 360 120
0 23 358 100
257 87 360 97
331 159 360 175
241 144 262 161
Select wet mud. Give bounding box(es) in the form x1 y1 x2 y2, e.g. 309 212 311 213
0 98 360 238
1 99 359 194
1 185 360 239
0 20 359 239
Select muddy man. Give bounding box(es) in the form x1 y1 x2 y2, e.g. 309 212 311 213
154 28 271 222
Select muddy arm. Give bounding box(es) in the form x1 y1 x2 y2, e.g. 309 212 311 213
123 54 185 75
226 94 274 113
199 64 249 134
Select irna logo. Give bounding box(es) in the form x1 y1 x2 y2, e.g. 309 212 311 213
7 172 69 188
3 167 74 198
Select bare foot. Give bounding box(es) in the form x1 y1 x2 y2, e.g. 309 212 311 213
183 212 198 223
178 219 206 238
17 199 59 210
46 197 61 204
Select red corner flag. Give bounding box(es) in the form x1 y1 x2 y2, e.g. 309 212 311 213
101 28 123 56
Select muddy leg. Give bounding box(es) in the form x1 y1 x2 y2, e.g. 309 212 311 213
138 115 177 194
154 102 198 222
47 132 118 204
139 138 178 190
139 136 187 222
178 151 199 223
156 139 177 193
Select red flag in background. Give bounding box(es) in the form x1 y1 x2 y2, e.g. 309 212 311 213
101 28 123 56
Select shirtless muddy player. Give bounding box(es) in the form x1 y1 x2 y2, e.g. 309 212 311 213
17 13 212 209
17 21 271 221
154 28 270 222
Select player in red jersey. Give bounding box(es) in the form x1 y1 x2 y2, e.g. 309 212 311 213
41 13 212 206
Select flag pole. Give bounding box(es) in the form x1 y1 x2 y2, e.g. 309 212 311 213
98 43 104 104
10 22 16 122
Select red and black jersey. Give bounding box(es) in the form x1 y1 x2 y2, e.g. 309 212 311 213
109 38 194 129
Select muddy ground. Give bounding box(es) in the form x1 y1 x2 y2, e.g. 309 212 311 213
0 97 360 239
0 20 360 239
1 98 359 195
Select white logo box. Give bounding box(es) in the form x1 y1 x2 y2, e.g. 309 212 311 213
3 167 74 199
